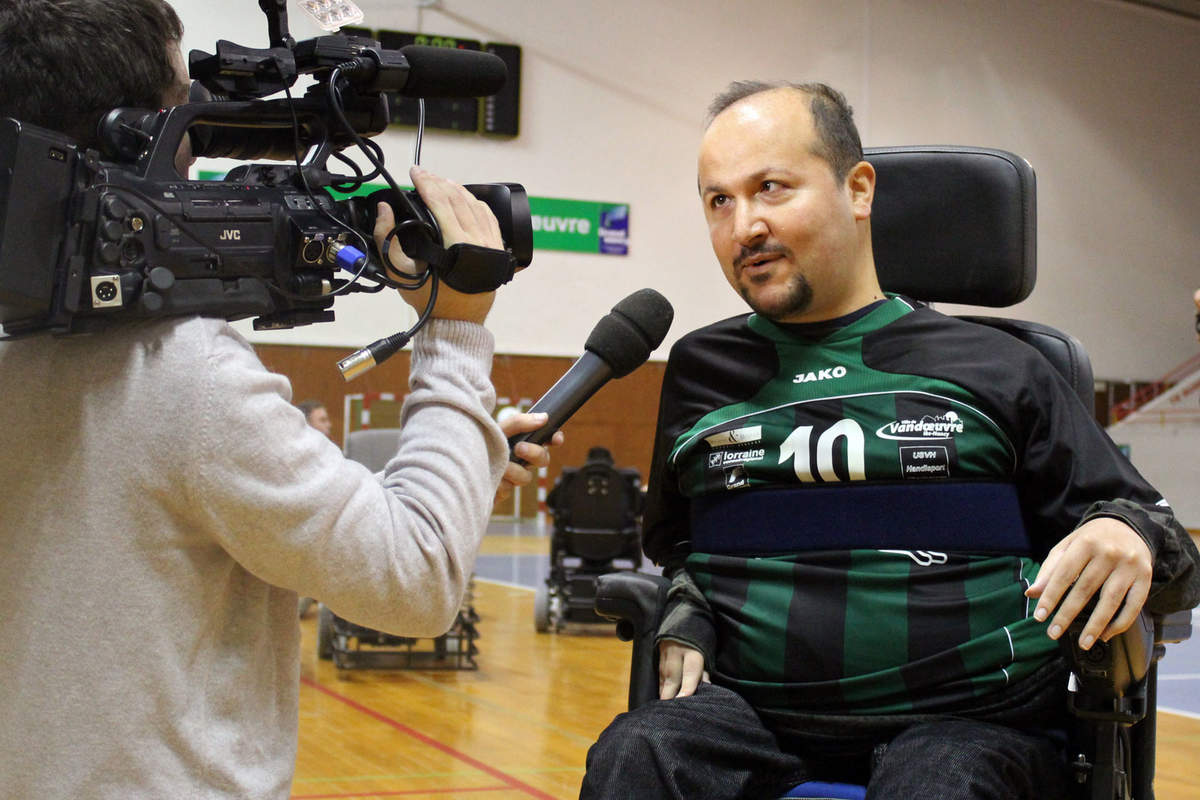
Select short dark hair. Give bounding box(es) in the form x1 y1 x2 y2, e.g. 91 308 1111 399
0 0 183 149
707 81 863 181
585 446 614 465
296 400 326 419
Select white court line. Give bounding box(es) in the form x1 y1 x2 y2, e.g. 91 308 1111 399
473 575 536 591
1159 706 1200 721
1157 673 1200 680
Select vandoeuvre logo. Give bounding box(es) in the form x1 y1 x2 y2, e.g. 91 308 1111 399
876 411 964 441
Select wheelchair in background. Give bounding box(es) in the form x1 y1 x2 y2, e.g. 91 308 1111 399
535 447 645 632
594 146 1197 799
315 428 481 670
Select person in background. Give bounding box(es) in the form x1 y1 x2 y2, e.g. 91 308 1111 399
297 399 334 438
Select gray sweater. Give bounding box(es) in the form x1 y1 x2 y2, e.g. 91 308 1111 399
0 315 507 798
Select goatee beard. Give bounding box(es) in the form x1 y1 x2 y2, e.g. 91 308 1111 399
742 273 813 321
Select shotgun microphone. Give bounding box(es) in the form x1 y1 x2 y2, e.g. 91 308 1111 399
508 289 674 456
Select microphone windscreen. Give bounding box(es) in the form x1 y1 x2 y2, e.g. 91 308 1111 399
585 289 674 378
398 45 508 98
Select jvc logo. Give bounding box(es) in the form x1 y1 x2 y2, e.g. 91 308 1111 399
219 229 242 241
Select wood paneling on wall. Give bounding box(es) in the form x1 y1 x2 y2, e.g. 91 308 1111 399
253 343 666 501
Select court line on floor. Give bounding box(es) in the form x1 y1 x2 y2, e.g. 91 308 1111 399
472 575 536 591
293 787 510 798
299 677 559 800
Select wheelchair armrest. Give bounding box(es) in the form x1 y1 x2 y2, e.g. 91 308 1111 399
595 572 671 710
1061 608 1175 724
1157 608 1192 645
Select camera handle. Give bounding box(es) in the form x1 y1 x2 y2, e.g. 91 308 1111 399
396 234 517 295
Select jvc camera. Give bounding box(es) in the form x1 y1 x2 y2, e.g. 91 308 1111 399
0 0 532 340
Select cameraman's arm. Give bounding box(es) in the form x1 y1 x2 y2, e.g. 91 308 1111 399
374 165 501 323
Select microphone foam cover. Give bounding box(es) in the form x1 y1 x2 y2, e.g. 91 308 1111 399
398 45 508 98
585 289 674 378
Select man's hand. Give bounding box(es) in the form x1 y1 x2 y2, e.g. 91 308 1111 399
658 640 709 700
1025 516 1153 650
494 413 564 504
373 165 503 324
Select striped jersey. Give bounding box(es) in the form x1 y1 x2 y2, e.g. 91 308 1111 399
644 296 1177 716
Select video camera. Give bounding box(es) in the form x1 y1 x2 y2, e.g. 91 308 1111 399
0 0 532 376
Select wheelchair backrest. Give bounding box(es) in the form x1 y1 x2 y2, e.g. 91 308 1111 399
866 147 1093 414
553 462 640 532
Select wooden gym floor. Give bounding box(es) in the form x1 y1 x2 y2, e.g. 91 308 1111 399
292 523 1200 800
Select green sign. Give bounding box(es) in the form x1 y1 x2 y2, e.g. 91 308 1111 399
196 171 629 255
528 197 629 255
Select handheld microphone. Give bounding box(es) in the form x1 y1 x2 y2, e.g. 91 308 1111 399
508 289 674 458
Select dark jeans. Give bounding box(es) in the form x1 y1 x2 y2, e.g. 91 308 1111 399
579 683 1069 800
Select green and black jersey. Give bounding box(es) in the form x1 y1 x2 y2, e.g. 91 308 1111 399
646 296 1197 717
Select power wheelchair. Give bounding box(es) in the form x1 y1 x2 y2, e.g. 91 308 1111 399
316 427 481 670
594 146 1194 800
535 447 644 632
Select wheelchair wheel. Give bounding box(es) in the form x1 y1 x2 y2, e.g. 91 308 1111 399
534 582 551 632
317 603 334 659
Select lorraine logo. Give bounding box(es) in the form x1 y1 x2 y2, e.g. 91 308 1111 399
876 411 964 441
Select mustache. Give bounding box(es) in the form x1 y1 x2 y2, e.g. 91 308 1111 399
733 243 791 271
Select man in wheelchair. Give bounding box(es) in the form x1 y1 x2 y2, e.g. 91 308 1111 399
579 81 1200 799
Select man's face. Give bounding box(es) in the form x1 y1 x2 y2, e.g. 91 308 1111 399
307 407 333 438
698 89 871 323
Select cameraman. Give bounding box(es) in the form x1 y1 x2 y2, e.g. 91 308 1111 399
0 1 555 797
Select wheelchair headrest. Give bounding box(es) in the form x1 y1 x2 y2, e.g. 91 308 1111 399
344 428 403 473
866 146 1036 307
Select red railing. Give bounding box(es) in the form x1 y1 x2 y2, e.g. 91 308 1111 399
1111 351 1200 422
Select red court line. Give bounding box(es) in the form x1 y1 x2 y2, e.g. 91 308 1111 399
294 786 508 798
299 676 559 800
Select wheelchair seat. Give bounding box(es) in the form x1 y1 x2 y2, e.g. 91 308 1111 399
781 783 865 799
593 146 1196 799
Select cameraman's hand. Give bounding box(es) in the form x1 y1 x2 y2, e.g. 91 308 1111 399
494 412 565 505
374 166 503 324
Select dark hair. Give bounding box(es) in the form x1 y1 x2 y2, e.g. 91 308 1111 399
0 0 183 148
296 400 326 419
707 80 863 180
585 446 614 465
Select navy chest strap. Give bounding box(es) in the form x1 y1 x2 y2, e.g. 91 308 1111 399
688 481 1032 557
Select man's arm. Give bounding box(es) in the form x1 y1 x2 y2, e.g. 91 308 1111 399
1004 342 1200 648
184 168 518 636
1027 496 1198 649
1026 515 1152 650
656 567 715 699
